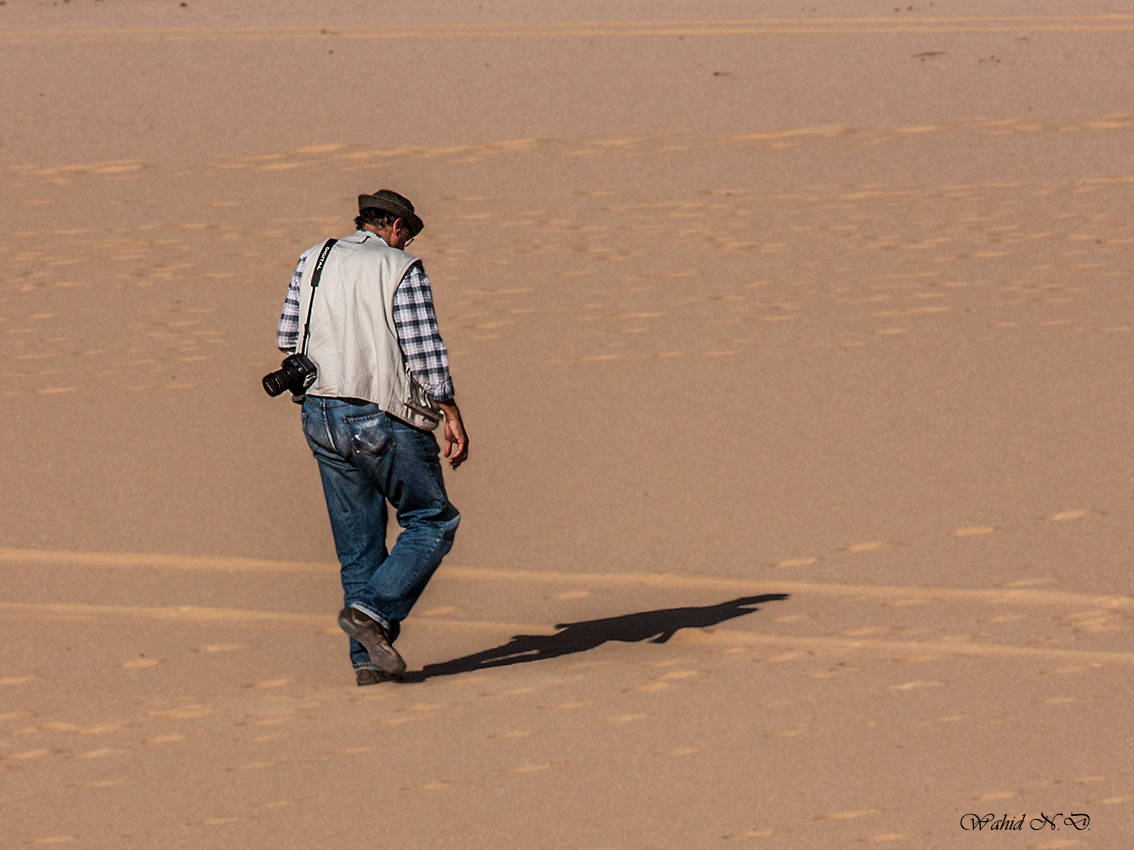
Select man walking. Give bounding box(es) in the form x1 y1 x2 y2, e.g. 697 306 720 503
277 189 468 685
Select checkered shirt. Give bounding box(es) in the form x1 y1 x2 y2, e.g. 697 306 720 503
277 232 454 402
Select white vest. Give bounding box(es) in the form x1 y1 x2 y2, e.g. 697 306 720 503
295 231 443 431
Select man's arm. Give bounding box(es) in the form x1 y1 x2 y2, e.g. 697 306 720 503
392 262 454 400
392 262 468 468
277 249 310 354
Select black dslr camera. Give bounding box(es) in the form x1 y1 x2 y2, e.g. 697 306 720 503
262 353 317 401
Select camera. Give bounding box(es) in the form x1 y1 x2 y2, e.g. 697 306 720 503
262 353 318 400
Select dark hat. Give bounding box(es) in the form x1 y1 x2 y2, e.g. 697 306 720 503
358 189 424 237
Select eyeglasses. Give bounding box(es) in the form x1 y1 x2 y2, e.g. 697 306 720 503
394 219 414 248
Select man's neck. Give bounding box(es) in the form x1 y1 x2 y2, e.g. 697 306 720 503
360 226 389 246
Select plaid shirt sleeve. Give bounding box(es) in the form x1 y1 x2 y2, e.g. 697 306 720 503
393 261 455 402
277 248 310 354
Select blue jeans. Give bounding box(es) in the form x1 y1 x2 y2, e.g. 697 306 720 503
301 396 460 669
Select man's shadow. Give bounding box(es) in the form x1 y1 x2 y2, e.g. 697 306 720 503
402 594 788 682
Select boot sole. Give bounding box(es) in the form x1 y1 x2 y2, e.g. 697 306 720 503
356 667 392 687
338 609 407 677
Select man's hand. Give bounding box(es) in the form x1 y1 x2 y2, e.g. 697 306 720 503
437 400 469 469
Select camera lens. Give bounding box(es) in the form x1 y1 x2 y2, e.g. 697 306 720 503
262 369 289 396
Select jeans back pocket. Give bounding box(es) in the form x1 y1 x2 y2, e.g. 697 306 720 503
343 411 396 458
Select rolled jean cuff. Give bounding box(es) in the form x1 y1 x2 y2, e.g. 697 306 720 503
349 602 392 633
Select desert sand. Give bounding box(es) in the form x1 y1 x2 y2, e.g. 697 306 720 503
2 1 1132 847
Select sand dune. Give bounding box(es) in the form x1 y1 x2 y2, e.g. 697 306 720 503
2 1 1132 846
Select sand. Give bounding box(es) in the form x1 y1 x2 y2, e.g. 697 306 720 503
2 1 1132 846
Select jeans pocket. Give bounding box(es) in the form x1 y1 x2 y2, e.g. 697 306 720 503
301 404 330 453
343 411 396 458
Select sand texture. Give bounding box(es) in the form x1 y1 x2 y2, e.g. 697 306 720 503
2 1 1132 847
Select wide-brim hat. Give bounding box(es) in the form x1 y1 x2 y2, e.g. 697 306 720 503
358 189 424 237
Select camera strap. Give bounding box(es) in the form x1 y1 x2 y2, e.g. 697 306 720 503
299 238 338 357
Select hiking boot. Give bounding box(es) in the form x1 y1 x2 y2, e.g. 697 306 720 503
338 607 406 678
355 667 389 687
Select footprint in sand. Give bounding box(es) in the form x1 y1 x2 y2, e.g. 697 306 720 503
952 525 997 536
193 643 244 653
888 681 946 691
121 657 160 668
549 590 590 600
259 797 312 809
488 730 533 740
976 790 1018 801
771 726 808 738
1061 612 1115 634
417 605 461 616
75 748 127 759
1045 509 1098 521
1044 664 1100 677
842 541 893 553
819 809 883 820
774 557 818 568
840 627 885 637
293 144 346 155
658 670 702 681
812 665 860 679
666 746 708 757
7 748 54 761
148 705 215 719
767 651 807 663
